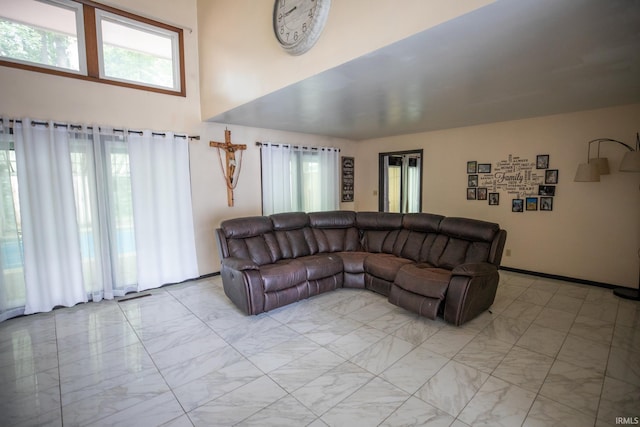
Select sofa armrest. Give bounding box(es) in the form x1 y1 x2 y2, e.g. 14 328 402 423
445 265 500 326
221 257 259 271
451 262 497 278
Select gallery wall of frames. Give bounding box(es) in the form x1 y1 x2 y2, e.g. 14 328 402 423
466 154 558 212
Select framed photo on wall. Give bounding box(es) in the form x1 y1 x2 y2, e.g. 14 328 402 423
545 169 559 184
539 185 556 196
540 197 553 211
478 163 492 173
526 197 538 211
488 193 499 205
512 199 524 212
467 188 477 200
536 154 549 169
477 188 488 200
467 161 477 174
468 174 478 187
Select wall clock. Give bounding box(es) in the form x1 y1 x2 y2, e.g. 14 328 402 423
273 0 331 56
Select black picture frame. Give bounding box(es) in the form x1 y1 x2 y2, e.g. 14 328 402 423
468 174 478 187
536 154 549 169
545 169 559 184
478 163 492 173
526 197 538 211
488 192 500 206
341 156 355 202
540 196 553 211
467 188 477 200
467 161 477 174
512 198 524 212
477 188 488 200
538 185 556 196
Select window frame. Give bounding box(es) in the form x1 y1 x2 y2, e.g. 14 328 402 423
0 0 186 97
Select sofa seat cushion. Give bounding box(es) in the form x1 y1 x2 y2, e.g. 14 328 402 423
336 251 369 274
297 254 343 280
364 253 413 282
260 259 307 292
394 263 451 300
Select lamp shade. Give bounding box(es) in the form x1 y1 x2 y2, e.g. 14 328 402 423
619 150 640 172
590 157 610 175
574 162 600 182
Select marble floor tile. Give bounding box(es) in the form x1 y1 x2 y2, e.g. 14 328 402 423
303 316 364 346
569 315 614 344
516 323 567 357
320 377 409 427
380 396 455 427
480 314 532 344
516 287 555 306
1 274 639 426
606 346 640 387
379 343 449 393
453 334 513 373
187 375 287 426
267 347 345 392
597 375 640 425
170 358 263 412
523 395 595 427
492 346 554 392
612 323 640 353
545 294 584 314
421 325 478 358
350 334 414 375
539 359 604 416
416 360 489 417
500 300 544 323
458 376 536 427
236 395 317 426
533 306 577 332
247 335 320 373
325 324 386 359
556 333 610 374
291 362 374 416
390 315 444 345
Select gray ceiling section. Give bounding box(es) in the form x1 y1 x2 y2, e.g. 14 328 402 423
209 0 640 141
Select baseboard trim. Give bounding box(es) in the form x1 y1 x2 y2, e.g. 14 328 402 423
499 266 616 290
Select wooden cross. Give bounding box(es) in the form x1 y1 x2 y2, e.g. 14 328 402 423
210 129 247 207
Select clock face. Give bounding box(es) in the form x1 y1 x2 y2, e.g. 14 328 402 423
273 0 331 55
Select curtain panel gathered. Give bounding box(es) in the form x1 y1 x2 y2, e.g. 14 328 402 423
0 118 198 322
260 143 340 215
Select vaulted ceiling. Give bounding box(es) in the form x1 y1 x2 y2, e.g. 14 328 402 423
210 0 640 140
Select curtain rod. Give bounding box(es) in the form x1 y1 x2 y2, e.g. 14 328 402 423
1 118 200 140
255 141 340 152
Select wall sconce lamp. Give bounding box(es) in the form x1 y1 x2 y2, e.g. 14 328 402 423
574 133 640 182
574 133 640 301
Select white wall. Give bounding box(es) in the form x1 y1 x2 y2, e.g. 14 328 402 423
355 104 640 288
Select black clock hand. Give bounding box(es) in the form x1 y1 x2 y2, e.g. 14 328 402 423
284 6 297 17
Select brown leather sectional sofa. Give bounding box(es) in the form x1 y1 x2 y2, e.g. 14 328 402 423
215 211 507 325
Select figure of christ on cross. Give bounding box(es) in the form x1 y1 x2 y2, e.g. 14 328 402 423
210 129 247 207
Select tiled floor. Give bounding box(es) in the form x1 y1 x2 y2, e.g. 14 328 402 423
1 271 639 426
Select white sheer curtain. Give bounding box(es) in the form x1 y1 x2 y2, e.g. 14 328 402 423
403 154 421 213
15 119 87 314
261 143 339 215
0 118 198 321
128 131 198 291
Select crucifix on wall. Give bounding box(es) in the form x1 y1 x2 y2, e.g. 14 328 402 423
210 129 246 207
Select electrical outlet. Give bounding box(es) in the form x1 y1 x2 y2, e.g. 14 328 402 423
506 249 512 256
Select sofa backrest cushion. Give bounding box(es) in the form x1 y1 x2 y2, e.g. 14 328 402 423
436 217 500 268
270 212 316 258
308 211 360 252
220 216 279 265
357 212 403 254
397 213 445 262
